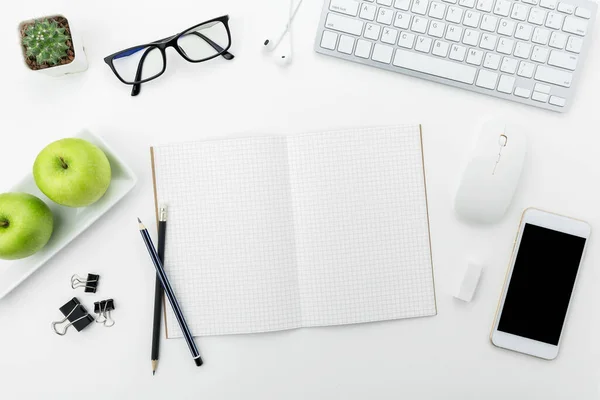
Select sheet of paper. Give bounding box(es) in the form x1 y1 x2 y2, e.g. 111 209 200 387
153 137 302 337
288 126 437 327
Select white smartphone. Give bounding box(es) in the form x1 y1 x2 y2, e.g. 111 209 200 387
490 208 591 360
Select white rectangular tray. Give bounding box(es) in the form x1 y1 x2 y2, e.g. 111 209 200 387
0 130 137 300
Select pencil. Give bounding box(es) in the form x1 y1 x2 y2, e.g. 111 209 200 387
138 218 203 367
151 206 167 375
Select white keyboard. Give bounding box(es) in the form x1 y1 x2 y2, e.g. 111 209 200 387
315 0 596 111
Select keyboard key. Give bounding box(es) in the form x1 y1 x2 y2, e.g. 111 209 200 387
458 0 475 7
514 87 531 97
531 46 550 62
540 0 557 9
557 2 574 14
432 40 450 56
535 65 572 87
326 13 365 35
528 8 546 25
496 38 515 54
484 52 501 69
449 44 467 60
330 0 360 16
500 57 518 73
394 12 412 28
545 12 564 29
566 36 583 53
390 27 413 45
523 0 538 5
466 48 484 65
355 39 373 57
476 0 494 12
549 95 566 106
372 43 394 63
321 30 338 49
411 16 429 33
575 7 591 19
415 36 433 52
517 61 535 77
443 0 457 3
514 42 532 58
463 11 481 27
429 21 446 37
535 83 552 93
498 19 516 36
476 70 498 89
398 31 417 47
364 23 381 39
549 32 567 48
360 3 377 20
446 6 463 23
532 92 549 102
511 4 530 21
494 0 511 16
377 8 394 24
563 16 588 36
548 50 578 70
497 75 516 93
463 29 480 46
480 15 498 31
429 2 447 18
394 0 411 10
480 33 497 50
446 25 463 41
381 27 399 43
532 27 550 44
377 0 394 5
392 48 477 83
338 35 355 53
515 23 533 40
412 0 429 14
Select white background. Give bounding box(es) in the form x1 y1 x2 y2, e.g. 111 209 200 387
1 0 599 398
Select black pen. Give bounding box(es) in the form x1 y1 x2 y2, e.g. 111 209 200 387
151 206 167 375
138 218 203 367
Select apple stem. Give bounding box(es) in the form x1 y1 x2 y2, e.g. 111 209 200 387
0 219 8 228
59 157 68 170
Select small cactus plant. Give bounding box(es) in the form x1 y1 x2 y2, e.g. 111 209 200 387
22 19 71 66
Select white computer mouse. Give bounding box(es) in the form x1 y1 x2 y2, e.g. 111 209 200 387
454 121 527 224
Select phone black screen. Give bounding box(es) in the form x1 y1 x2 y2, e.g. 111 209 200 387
497 223 587 345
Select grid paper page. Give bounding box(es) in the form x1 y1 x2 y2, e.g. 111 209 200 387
153 137 302 337
288 125 437 327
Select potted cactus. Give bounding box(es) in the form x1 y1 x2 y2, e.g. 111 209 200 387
19 15 88 76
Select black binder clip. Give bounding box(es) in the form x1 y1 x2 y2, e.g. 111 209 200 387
94 299 115 328
51 298 94 336
71 273 100 293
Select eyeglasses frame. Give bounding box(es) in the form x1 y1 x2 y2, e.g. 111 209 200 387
103 15 234 96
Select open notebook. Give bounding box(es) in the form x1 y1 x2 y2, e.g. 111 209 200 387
151 125 436 338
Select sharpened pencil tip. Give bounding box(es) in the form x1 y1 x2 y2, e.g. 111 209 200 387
137 217 142 223
153 370 155 376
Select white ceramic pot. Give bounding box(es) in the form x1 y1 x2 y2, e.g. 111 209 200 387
18 14 88 77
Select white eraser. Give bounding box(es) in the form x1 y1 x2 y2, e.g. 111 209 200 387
455 263 483 302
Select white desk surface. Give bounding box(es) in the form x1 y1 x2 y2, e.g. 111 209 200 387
2 0 600 398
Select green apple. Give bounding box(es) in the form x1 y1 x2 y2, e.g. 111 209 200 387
0 192 54 260
33 138 112 208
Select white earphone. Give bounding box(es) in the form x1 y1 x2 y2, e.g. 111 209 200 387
275 30 293 66
263 0 304 66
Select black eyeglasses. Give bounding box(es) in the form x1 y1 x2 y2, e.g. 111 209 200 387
104 15 234 96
